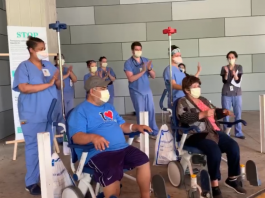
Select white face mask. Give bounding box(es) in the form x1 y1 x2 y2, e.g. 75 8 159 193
93 89 110 103
190 87 201 99
180 68 185 73
134 51 142 58
90 67 97 73
228 59 236 65
173 57 183 65
102 63 108 68
57 59 65 66
36 50 48 60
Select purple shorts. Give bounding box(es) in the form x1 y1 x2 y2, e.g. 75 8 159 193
87 145 149 187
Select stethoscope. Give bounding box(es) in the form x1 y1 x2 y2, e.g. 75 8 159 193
131 57 144 67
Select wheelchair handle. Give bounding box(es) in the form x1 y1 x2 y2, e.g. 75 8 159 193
219 119 247 127
159 89 168 112
47 98 57 125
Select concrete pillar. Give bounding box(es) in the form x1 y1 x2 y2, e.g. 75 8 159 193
5 0 58 55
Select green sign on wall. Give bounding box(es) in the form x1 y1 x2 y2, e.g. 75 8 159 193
17 32 38 38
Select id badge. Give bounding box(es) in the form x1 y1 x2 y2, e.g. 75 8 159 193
70 80 73 87
42 69 50 76
230 86 234 91
139 68 142 72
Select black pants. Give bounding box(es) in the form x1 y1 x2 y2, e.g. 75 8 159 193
185 131 240 181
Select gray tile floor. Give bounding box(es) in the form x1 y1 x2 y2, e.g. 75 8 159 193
0 111 265 198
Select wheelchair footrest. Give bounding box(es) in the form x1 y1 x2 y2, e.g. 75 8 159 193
191 155 206 166
246 160 261 186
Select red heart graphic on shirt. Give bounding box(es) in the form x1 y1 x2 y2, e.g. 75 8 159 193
104 111 113 120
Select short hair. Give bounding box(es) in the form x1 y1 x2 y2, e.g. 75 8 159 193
99 56 107 62
182 75 201 95
226 51 238 59
54 53 65 61
26 36 44 50
131 41 142 50
171 45 179 51
86 60 94 66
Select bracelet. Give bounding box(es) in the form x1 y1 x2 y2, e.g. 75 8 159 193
148 68 152 71
129 124 134 132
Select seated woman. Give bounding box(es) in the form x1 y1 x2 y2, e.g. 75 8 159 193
177 75 246 198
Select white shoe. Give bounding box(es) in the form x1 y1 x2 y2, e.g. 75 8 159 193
135 136 140 143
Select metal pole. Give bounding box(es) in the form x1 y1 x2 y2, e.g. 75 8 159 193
57 32 65 119
168 35 172 106
259 95 265 153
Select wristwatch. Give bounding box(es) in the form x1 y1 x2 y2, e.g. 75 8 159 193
148 68 152 71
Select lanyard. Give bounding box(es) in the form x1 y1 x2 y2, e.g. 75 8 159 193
131 57 143 67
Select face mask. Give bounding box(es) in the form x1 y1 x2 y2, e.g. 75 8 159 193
228 59 236 65
36 50 48 60
90 67 97 73
102 63 108 67
93 89 110 103
134 51 142 58
180 68 185 73
57 59 65 66
190 87 201 99
173 57 183 65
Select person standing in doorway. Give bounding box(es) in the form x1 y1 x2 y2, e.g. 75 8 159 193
84 60 98 98
220 51 244 139
98 56 116 105
124 41 158 142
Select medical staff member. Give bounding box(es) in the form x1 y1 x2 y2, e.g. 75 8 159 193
179 62 201 77
13 36 62 195
124 41 158 141
84 60 98 97
54 54 77 115
163 45 186 109
220 51 244 139
98 56 116 105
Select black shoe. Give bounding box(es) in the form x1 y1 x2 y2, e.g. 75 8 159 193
235 135 245 139
25 184 41 195
225 178 247 194
212 186 223 198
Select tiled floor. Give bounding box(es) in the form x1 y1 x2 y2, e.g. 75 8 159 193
0 111 265 198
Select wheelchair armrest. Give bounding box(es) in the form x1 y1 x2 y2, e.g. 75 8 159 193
68 143 94 152
218 119 247 128
124 130 151 138
174 126 201 134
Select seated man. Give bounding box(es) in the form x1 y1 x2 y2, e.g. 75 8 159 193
68 76 152 198
176 75 246 198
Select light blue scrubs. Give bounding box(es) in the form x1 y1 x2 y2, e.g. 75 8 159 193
13 60 58 187
163 65 186 109
124 57 158 136
56 67 75 141
98 67 116 105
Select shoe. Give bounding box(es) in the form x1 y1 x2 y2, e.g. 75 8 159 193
25 184 41 195
149 135 157 140
212 186 223 198
224 178 247 194
235 136 245 139
135 136 140 143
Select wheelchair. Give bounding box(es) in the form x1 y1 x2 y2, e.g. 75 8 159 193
159 89 261 198
49 108 152 198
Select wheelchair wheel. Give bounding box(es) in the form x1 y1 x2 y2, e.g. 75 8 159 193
62 186 84 198
167 161 184 187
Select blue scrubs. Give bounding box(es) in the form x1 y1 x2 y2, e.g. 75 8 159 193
163 65 185 109
98 67 116 105
124 57 158 136
13 60 58 187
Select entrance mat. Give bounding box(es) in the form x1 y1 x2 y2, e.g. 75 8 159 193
248 189 265 198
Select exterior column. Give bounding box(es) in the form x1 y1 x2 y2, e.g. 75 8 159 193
5 0 58 55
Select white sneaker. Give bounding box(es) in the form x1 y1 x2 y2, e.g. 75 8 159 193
150 135 157 140
135 136 140 143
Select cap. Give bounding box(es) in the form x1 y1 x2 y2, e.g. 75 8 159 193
84 76 110 91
